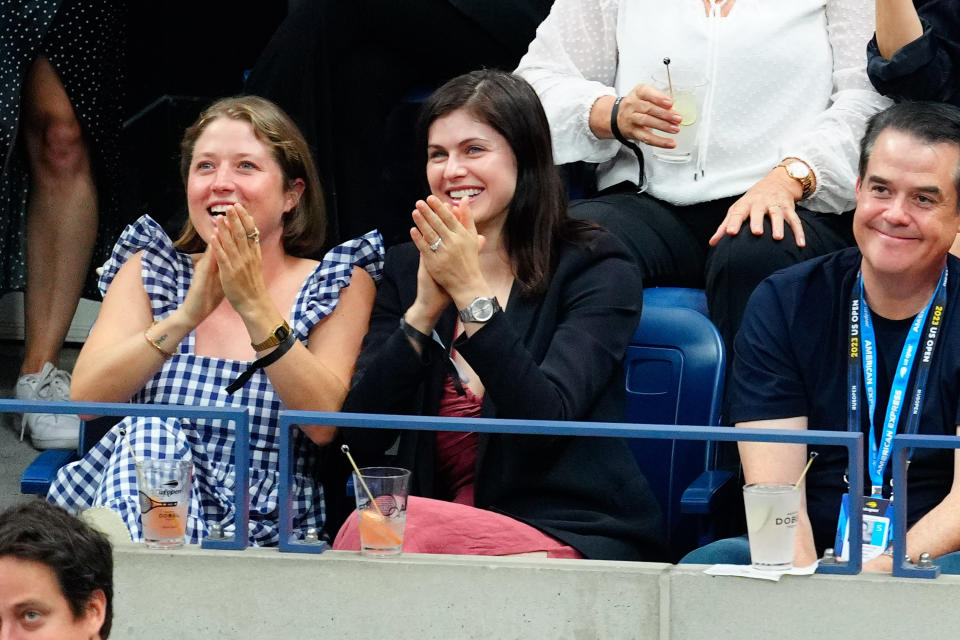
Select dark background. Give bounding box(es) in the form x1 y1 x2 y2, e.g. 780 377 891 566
120 1 288 233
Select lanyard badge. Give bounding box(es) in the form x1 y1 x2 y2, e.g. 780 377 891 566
836 267 947 556
834 494 894 562
847 268 947 497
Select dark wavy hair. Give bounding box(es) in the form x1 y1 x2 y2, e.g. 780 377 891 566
0 500 113 638
177 95 326 256
417 70 588 295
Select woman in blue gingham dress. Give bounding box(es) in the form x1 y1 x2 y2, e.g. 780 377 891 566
49 216 382 545
47 96 383 546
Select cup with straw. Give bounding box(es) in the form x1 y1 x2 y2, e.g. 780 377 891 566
341 444 410 555
742 452 817 571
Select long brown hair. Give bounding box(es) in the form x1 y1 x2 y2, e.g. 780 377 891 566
176 95 326 256
417 70 587 296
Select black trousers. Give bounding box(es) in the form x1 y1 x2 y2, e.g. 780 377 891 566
570 185 855 368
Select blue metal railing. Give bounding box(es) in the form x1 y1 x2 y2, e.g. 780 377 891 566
277 411 865 573
7 399 249 550
890 433 960 579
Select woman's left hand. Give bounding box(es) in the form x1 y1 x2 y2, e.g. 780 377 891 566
411 195 487 304
209 204 269 315
708 168 806 248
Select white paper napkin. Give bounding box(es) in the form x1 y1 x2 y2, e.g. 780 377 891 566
702 561 819 581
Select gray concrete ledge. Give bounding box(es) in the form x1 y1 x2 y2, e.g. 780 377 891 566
112 547 667 640
110 546 960 640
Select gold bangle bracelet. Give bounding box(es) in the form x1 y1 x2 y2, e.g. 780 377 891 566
144 328 174 360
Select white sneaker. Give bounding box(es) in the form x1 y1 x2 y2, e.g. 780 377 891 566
15 362 80 450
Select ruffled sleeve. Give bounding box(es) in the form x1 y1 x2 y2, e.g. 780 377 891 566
293 230 384 339
97 215 190 320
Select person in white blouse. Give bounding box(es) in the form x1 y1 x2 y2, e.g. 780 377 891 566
516 0 891 356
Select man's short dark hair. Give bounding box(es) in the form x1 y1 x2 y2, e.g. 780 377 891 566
859 101 960 206
0 500 113 638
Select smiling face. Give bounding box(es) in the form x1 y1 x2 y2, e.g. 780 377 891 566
425 108 518 237
854 128 960 285
186 117 303 247
0 556 104 639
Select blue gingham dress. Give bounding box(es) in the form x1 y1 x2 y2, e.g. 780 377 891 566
47 215 383 546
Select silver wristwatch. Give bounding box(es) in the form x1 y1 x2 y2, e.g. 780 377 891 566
458 296 502 324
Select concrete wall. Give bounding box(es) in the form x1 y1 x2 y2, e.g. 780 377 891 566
109 546 960 640
111 548 665 640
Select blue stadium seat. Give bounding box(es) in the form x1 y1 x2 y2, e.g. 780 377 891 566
20 416 118 496
625 300 730 559
20 448 77 495
643 286 709 316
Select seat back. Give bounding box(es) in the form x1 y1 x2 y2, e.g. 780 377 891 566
624 303 725 559
21 416 122 496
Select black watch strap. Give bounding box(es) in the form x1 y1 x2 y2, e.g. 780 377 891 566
611 96 647 191
225 331 296 394
400 316 432 349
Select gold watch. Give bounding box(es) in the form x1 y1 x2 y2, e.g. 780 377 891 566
251 320 292 351
777 158 816 199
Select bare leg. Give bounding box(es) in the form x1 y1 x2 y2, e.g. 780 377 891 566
20 56 97 375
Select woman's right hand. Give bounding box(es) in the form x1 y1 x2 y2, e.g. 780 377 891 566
178 243 225 328
404 220 452 336
589 84 682 148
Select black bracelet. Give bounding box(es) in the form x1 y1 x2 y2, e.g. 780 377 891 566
399 316 432 350
610 96 647 191
224 330 297 394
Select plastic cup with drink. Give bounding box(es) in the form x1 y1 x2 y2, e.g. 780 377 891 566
353 467 411 556
743 483 801 570
649 67 708 164
137 458 192 549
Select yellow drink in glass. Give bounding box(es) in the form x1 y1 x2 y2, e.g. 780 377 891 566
650 69 708 164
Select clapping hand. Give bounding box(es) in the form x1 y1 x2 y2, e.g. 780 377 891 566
411 195 486 302
405 195 488 331
180 243 225 327
209 204 270 315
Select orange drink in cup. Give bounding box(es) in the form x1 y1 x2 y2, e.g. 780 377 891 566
358 510 404 548
137 458 192 549
353 467 411 556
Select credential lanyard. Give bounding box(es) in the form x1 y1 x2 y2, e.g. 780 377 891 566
847 267 947 498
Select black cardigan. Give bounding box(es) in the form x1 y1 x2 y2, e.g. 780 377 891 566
338 228 667 561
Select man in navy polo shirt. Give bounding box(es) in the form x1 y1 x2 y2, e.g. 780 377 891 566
683 101 960 572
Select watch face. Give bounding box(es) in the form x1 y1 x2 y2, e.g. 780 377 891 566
787 162 810 179
275 325 290 341
471 298 495 322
